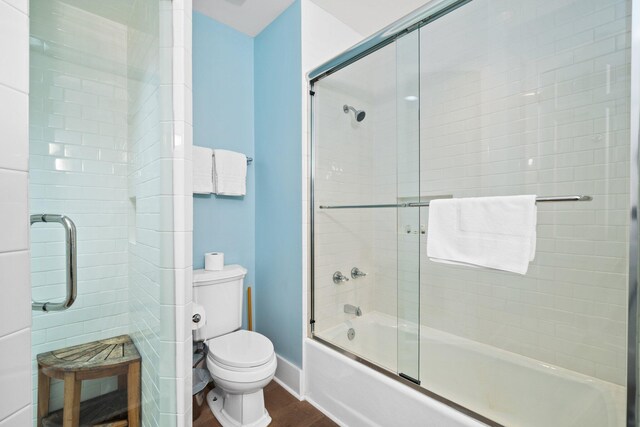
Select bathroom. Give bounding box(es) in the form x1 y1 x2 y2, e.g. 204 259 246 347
0 0 638 426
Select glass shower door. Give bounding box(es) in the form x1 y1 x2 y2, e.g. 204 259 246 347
311 29 423 382
417 0 631 425
28 1 175 425
312 40 401 372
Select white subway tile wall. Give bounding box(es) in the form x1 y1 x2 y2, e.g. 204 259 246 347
312 0 631 389
313 66 377 334
29 0 130 414
160 1 194 425
27 1 187 425
0 0 31 424
301 0 367 352
128 0 163 424
313 45 403 370
416 0 630 385
127 1 193 425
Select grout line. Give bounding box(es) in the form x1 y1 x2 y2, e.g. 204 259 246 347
0 80 27 96
0 403 30 424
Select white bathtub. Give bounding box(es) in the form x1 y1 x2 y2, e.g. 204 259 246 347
308 312 625 427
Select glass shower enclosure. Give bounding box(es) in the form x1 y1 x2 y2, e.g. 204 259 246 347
28 0 181 425
310 0 634 425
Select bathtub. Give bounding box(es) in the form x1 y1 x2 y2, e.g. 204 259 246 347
306 312 625 427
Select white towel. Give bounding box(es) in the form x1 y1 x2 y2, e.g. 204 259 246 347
213 149 247 196
192 145 213 194
427 195 537 275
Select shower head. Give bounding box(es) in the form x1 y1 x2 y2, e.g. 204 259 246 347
343 104 366 122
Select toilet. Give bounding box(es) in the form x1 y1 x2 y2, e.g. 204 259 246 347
193 265 277 427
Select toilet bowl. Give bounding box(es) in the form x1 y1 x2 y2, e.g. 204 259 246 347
205 330 276 427
193 266 277 427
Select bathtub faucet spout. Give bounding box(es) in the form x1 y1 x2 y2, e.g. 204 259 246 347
344 304 362 316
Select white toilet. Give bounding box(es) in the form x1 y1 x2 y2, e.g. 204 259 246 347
193 265 277 427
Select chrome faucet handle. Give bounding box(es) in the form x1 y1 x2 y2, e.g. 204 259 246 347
351 267 367 279
333 271 349 284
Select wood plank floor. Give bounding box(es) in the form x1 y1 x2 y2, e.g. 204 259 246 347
194 381 338 427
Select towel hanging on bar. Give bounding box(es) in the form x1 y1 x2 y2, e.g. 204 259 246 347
427 195 537 275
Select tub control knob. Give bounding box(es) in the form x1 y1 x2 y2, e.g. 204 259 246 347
351 267 367 279
333 271 349 284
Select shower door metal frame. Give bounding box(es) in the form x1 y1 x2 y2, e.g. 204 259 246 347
627 1 640 425
308 0 640 426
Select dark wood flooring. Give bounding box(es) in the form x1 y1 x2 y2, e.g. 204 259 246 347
194 381 338 427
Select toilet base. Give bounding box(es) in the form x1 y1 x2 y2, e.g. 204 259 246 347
207 388 272 427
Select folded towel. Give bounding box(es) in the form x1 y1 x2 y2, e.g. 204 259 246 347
427 195 537 275
213 149 247 196
192 145 213 194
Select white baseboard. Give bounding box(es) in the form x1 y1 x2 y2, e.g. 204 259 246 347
274 354 302 399
304 396 347 427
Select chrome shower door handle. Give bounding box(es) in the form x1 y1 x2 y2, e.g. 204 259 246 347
30 214 77 312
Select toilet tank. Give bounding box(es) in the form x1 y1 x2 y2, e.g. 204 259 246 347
193 265 247 341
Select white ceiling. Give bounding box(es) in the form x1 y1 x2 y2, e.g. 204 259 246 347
310 0 431 37
193 0 296 37
192 0 431 39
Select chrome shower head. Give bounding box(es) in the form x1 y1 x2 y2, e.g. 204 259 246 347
343 104 366 122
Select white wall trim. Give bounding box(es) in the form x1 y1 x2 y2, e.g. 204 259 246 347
274 353 303 399
304 396 347 427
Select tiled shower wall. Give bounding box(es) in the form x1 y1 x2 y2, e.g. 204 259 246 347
128 0 193 424
27 2 191 425
1 0 189 425
313 74 376 332
127 0 162 423
0 0 31 425
313 42 419 337
29 0 130 411
164 0 195 423
301 0 369 368
417 0 630 385
313 0 631 387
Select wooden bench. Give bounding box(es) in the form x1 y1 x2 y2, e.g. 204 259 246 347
37 335 141 427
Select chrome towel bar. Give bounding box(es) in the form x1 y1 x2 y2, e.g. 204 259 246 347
30 214 77 312
319 195 592 210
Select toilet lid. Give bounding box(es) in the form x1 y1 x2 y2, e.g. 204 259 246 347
208 330 274 368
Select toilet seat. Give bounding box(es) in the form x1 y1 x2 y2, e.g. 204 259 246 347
208 330 274 369
207 352 277 385
206 330 277 385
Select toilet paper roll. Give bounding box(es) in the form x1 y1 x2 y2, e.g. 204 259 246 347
204 252 224 271
192 303 206 330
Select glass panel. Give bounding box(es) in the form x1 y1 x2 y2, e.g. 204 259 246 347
396 30 421 382
313 41 400 372
29 1 173 425
418 0 631 426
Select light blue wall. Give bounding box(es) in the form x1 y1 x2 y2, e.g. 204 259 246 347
191 4 303 367
254 2 303 368
192 12 255 328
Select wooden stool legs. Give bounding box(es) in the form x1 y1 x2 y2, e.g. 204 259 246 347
37 366 50 427
118 374 127 391
37 335 141 426
62 372 82 427
127 361 141 427
37 367 141 427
